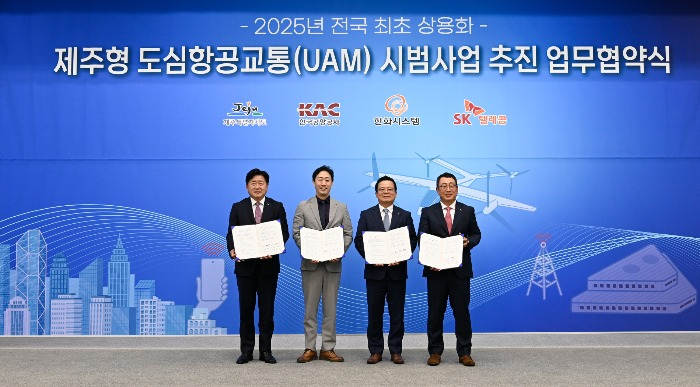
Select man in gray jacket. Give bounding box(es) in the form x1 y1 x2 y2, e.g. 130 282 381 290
292 165 353 363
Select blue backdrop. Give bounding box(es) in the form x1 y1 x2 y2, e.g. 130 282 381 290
1 1 699 336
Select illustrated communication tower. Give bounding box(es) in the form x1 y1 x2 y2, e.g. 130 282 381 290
526 233 563 300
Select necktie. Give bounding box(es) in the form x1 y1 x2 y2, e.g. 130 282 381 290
383 208 390 231
445 206 452 234
254 202 262 224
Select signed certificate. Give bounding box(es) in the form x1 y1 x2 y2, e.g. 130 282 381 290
300 226 345 262
231 220 285 259
418 233 464 270
362 226 412 265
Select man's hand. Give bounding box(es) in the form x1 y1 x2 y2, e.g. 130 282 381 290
463 237 469 247
229 249 239 262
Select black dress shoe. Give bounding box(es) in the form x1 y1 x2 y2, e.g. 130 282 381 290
260 351 277 364
236 352 253 364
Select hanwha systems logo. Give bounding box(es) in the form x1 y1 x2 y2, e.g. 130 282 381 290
298 102 341 126
223 101 267 126
374 94 420 126
453 99 507 126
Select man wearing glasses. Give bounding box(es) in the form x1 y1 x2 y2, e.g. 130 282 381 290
418 172 481 367
354 176 418 365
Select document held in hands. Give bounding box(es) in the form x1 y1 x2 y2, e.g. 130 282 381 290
362 226 412 265
418 233 464 270
231 220 285 259
300 226 345 262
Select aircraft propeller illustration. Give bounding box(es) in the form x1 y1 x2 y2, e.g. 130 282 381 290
359 153 535 230
415 152 440 178
496 164 530 195
357 152 380 193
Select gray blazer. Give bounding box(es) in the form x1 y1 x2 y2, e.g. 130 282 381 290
292 196 353 273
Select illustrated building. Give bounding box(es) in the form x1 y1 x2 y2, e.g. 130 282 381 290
572 245 697 314
108 235 130 308
4 296 31 335
15 229 47 335
0 244 10 334
187 308 227 335
164 304 193 335
50 294 82 335
79 258 103 335
140 296 173 335
89 296 113 335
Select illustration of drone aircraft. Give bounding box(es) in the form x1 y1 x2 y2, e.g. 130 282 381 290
358 153 536 229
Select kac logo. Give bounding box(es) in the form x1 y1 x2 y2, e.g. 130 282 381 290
453 99 507 126
374 94 420 126
223 101 267 126
298 102 341 126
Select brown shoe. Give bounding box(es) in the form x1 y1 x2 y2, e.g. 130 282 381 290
296 349 318 363
366 353 382 364
319 350 345 362
427 353 441 366
459 354 476 366
390 353 404 364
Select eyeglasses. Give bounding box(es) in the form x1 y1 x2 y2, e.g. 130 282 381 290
438 184 458 190
377 188 395 193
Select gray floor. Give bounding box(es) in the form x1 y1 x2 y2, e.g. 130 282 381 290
2 332 700 386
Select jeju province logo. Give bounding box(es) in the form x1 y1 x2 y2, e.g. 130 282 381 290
297 102 341 126
453 99 507 126
374 94 420 126
223 101 267 126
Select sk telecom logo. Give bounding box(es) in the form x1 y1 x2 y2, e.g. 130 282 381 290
223 101 267 126
453 99 507 126
374 94 420 126
298 102 341 126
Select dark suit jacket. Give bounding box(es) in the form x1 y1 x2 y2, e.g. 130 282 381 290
418 201 481 278
354 205 418 280
226 197 290 276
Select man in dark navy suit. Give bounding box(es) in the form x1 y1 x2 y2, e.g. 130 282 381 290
418 172 481 367
226 168 289 364
355 176 418 365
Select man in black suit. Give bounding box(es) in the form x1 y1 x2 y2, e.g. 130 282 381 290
418 172 481 367
354 176 418 365
226 168 289 364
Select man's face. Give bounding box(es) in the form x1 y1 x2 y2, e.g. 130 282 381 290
247 175 268 201
436 176 458 205
313 171 333 199
375 180 397 207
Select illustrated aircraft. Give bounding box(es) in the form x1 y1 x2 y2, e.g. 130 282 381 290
358 153 536 230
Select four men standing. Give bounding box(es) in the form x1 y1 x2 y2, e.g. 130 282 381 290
226 167 481 366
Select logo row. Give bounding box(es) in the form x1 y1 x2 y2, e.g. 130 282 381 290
222 95 507 127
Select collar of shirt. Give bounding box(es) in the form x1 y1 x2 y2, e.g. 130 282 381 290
250 197 266 210
440 201 456 212
316 196 330 206
440 201 456 221
378 204 394 214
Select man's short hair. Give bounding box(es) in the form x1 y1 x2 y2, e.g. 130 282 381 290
436 172 458 187
375 175 397 193
246 168 269 184
312 165 334 181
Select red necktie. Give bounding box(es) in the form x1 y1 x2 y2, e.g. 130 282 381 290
255 202 262 224
445 206 453 234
